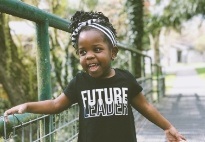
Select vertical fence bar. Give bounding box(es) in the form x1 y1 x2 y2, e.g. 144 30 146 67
36 19 53 142
29 122 32 142
36 19 51 101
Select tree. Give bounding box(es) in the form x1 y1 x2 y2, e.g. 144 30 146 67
0 13 37 106
144 0 205 67
126 0 144 78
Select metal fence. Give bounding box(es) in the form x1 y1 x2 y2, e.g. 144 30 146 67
0 104 79 142
0 0 165 141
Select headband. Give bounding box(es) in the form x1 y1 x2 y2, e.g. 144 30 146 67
71 19 117 48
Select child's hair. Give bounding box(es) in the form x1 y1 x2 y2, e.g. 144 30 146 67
69 11 117 48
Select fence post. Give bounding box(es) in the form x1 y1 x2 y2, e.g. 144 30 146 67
36 19 53 141
36 20 51 101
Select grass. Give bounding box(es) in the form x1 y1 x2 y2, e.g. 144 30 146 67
195 66 205 81
165 74 176 92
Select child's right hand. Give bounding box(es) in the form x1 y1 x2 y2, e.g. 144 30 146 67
4 103 27 122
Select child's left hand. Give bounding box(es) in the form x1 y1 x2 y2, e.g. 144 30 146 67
164 126 187 142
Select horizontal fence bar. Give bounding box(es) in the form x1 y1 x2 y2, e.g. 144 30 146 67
0 113 41 135
117 43 151 58
0 0 71 32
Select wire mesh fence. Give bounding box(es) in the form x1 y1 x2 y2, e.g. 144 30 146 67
0 104 79 142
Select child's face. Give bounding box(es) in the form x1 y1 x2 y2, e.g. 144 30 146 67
77 29 117 78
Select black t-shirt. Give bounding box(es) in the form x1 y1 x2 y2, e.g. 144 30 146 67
64 68 143 142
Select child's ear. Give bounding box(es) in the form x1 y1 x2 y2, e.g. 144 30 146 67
111 46 118 60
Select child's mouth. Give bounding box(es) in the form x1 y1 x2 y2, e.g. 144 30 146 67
88 63 99 72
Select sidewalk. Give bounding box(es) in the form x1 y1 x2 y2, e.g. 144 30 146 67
136 66 205 142
167 66 205 96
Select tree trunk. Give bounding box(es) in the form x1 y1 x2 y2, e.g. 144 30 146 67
149 31 161 74
0 13 37 106
153 35 160 65
126 0 144 78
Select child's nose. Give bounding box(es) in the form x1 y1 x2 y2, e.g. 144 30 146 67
86 52 95 60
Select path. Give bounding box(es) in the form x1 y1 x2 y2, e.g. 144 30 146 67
136 66 205 142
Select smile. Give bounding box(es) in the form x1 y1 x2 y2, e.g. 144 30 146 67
88 63 99 72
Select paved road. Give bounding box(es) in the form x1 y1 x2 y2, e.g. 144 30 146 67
168 66 205 95
136 66 205 142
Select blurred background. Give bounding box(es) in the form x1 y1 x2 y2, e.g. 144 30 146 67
0 0 205 115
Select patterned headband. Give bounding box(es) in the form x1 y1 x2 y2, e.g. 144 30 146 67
71 19 117 48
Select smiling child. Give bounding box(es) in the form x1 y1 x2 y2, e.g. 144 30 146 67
4 11 186 142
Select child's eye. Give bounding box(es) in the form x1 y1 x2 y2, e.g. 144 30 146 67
79 50 87 56
94 48 102 53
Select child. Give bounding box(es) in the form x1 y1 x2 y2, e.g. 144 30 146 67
4 11 186 142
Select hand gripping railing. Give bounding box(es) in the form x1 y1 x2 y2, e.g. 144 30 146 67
0 104 79 142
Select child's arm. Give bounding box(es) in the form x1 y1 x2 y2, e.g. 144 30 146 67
4 93 71 119
131 92 186 142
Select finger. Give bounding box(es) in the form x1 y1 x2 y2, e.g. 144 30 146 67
181 135 186 140
18 109 23 114
167 138 178 141
166 135 177 141
176 133 186 141
3 112 9 123
4 109 17 122
6 107 19 115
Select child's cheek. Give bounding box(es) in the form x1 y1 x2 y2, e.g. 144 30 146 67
80 58 87 70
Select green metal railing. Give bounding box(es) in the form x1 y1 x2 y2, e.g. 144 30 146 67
0 0 165 141
0 104 79 141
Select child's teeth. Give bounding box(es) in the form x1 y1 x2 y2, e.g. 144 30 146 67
90 64 96 67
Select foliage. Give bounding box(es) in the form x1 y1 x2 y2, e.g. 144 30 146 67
196 66 205 80
189 0 205 15
126 0 144 78
126 0 144 50
0 13 38 106
112 50 131 71
143 0 205 66
194 35 205 52
165 74 176 92
0 98 11 115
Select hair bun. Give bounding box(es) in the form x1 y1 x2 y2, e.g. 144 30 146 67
69 11 116 36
